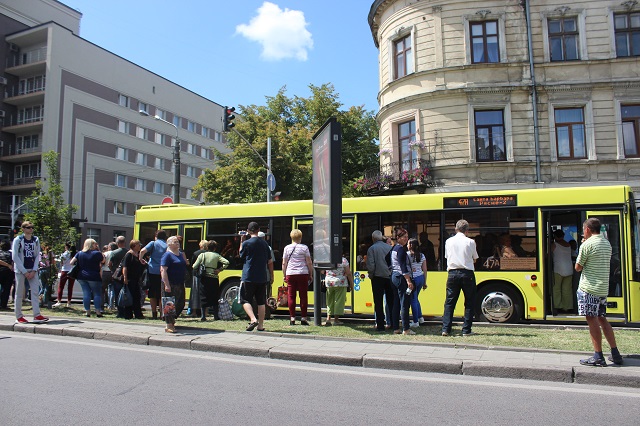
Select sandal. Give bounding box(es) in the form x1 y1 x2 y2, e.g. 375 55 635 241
165 326 175 333
246 321 259 331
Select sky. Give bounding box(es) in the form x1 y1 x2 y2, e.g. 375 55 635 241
62 0 381 113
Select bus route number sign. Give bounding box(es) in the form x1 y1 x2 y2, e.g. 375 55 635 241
444 195 517 208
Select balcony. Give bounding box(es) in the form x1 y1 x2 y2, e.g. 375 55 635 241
0 175 40 192
1 145 42 163
3 86 46 106
355 158 434 195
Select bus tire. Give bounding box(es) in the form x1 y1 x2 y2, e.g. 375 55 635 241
476 283 523 324
218 279 272 320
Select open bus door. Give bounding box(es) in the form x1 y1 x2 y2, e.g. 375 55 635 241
293 218 354 315
585 211 626 321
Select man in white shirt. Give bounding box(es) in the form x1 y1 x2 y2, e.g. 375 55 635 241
442 219 478 336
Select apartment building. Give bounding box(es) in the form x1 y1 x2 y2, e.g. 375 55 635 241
367 0 640 195
0 0 226 241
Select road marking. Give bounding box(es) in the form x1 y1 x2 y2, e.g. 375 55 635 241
4 332 640 398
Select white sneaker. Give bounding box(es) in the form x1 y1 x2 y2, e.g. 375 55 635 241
418 317 426 324
52 302 63 308
409 321 419 328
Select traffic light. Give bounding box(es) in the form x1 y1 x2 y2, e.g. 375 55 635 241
223 106 236 132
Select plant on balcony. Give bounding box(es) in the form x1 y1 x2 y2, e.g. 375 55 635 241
353 173 393 193
401 166 430 184
408 140 426 150
377 147 392 157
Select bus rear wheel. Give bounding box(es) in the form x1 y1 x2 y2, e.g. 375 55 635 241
476 284 523 324
218 279 272 320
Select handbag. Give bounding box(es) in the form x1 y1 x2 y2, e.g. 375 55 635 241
217 298 233 320
162 295 176 318
277 284 288 307
117 284 133 308
112 264 124 282
67 264 79 280
231 283 246 318
194 263 206 278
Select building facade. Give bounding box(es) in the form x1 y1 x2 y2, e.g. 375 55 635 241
0 0 227 241
367 0 640 195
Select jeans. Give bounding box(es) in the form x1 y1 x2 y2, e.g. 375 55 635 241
411 274 425 323
371 276 393 330
442 269 476 334
77 279 103 312
14 272 41 319
391 272 411 331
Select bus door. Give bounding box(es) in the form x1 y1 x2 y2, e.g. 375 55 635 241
542 209 581 318
183 224 204 261
585 211 626 320
293 218 354 314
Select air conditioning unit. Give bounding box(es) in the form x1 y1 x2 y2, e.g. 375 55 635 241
9 43 19 52
0 77 7 85
0 111 5 118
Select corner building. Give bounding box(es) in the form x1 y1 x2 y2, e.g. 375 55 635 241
368 0 640 195
0 0 226 241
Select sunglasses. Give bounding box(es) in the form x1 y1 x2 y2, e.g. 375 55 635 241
22 226 33 229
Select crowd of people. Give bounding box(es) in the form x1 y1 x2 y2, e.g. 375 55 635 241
0 218 624 366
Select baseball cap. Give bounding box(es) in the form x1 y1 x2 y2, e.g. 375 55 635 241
257 231 265 238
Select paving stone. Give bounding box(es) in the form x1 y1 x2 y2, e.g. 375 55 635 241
463 361 573 383
573 366 640 388
191 339 271 357
95 332 150 345
269 348 363 366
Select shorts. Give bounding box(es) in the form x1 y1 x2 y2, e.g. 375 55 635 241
239 281 267 306
577 289 607 317
147 273 162 299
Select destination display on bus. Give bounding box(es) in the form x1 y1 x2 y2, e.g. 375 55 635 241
444 195 517 208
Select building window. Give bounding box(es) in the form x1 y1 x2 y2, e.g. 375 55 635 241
154 157 165 170
201 148 209 159
548 17 579 61
16 135 39 154
119 94 129 108
398 120 417 171
155 133 164 145
17 105 44 124
470 21 499 63
136 152 147 166
18 75 46 95
156 109 165 120
173 115 181 127
118 120 129 134
115 174 126 187
116 147 128 161
14 163 41 183
135 178 146 191
154 182 164 194
615 12 640 57
555 108 586 159
187 166 197 178
622 104 640 158
136 126 147 140
201 126 209 138
187 121 195 132
187 143 196 155
214 131 222 142
114 201 126 215
475 110 506 162
139 102 148 113
394 34 412 80
87 228 101 241
113 230 126 241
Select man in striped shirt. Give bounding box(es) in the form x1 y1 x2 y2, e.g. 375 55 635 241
575 218 623 367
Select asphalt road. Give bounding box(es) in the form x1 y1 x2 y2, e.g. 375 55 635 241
2 332 639 425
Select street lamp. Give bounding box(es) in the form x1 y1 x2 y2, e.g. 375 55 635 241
139 110 181 203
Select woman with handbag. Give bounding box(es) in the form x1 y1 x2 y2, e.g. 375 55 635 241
70 238 104 317
160 236 187 333
282 229 314 326
324 254 353 326
120 239 145 320
192 240 229 321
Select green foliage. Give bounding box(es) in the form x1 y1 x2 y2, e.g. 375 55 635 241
23 151 79 257
194 83 379 204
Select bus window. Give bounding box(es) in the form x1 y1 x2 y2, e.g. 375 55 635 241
444 208 538 271
138 222 158 246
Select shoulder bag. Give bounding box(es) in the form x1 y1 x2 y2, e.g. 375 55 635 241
67 256 80 280
117 284 133 308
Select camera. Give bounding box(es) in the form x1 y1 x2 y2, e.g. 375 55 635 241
238 231 247 235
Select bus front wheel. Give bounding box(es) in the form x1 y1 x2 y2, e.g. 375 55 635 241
476 284 523 324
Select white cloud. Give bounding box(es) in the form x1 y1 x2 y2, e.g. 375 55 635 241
236 2 313 61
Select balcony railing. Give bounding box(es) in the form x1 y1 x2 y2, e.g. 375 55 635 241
355 158 433 194
0 175 41 187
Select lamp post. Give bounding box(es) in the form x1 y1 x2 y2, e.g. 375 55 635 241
139 110 181 203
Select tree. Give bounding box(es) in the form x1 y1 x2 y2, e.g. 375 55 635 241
194 83 379 204
24 151 79 256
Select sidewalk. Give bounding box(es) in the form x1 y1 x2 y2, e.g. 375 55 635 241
1 314 639 388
